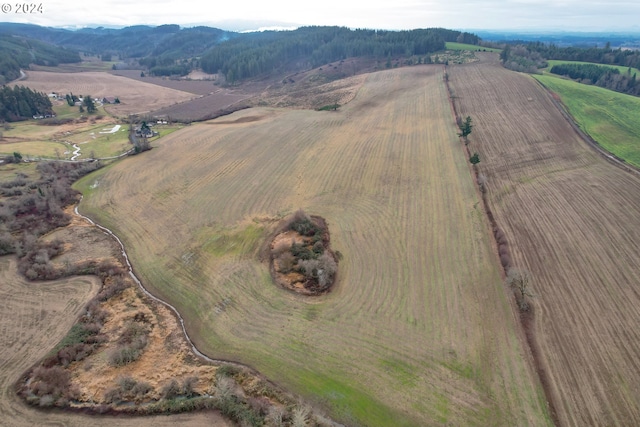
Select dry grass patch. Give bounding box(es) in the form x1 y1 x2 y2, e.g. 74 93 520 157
70 286 218 404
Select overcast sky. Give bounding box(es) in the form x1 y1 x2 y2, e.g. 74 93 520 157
3 0 640 32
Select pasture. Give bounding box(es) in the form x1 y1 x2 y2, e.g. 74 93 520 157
449 54 640 426
445 42 501 53
533 73 640 168
1 114 129 160
18 71 196 118
77 65 550 426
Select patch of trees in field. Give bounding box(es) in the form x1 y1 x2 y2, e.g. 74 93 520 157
270 209 339 294
0 34 81 84
550 63 620 83
0 85 53 122
201 26 479 83
500 45 548 73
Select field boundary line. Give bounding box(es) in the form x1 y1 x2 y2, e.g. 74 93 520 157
445 63 561 427
533 77 640 178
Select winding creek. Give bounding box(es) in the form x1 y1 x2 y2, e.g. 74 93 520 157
74 199 241 367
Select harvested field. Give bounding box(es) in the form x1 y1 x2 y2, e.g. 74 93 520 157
112 70 220 95
77 65 550 426
448 53 640 426
18 71 196 118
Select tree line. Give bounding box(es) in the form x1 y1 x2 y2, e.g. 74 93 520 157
501 42 640 72
0 85 53 122
550 63 639 96
200 26 480 83
526 41 640 69
500 43 640 96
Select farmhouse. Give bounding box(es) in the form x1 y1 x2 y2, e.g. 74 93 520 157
134 124 158 138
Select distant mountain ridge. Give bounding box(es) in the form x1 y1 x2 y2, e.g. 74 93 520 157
0 22 233 59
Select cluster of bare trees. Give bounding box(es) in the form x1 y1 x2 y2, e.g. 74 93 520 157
0 161 101 277
271 209 339 294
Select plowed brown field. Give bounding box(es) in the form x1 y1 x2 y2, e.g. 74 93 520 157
77 65 551 426
448 54 640 426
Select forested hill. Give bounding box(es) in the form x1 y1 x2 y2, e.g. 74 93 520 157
200 27 479 82
0 23 232 63
0 23 234 78
0 23 480 83
0 33 81 84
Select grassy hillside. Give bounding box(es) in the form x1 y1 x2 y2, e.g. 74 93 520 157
76 66 550 426
446 42 500 52
534 73 640 167
543 59 640 76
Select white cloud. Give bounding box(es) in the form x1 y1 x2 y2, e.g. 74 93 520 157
3 0 640 31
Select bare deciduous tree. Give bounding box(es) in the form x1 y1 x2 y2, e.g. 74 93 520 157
507 268 533 311
292 405 311 427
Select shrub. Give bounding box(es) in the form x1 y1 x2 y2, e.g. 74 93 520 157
277 251 296 273
117 376 138 392
181 376 199 397
160 379 181 400
29 366 75 401
131 380 153 398
292 405 311 427
108 336 147 367
298 253 337 288
104 387 122 404
291 243 315 261
216 364 241 378
507 268 533 311
291 218 319 237
267 405 287 427
0 232 15 255
119 321 148 345
56 323 95 350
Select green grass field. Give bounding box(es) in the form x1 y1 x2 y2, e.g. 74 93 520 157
445 42 501 53
534 74 640 168
0 101 188 160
